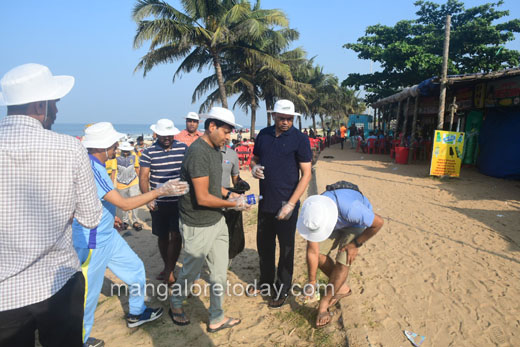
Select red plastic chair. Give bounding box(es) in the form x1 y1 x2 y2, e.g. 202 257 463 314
235 145 250 169
367 138 377 154
377 138 386 154
356 137 363 152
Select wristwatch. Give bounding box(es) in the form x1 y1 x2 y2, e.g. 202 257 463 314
224 191 232 200
353 238 363 248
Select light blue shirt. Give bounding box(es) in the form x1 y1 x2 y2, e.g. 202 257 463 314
322 189 375 231
73 155 116 249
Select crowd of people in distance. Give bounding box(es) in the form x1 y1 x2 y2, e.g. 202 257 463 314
0 63 383 347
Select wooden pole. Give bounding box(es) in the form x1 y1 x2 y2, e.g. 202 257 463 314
400 97 411 146
394 100 402 139
437 14 451 130
409 95 420 162
449 96 458 131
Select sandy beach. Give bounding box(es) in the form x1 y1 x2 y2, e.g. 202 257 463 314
89 142 519 346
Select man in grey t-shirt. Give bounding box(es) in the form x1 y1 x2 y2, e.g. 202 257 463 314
171 107 250 333
221 145 240 188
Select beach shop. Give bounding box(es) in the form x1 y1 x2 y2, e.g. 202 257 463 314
370 67 520 179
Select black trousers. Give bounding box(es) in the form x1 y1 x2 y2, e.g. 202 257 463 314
0 272 85 347
256 210 298 298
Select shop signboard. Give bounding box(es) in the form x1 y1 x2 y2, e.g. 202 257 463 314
484 76 520 107
430 130 465 177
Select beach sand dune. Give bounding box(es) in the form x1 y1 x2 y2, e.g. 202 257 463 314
89 144 519 346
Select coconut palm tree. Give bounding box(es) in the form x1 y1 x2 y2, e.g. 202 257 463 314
132 0 288 108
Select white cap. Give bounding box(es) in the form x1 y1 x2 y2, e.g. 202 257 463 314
200 107 241 128
267 99 300 116
0 63 74 106
119 142 134 151
185 112 200 121
296 195 339 242
82 122 125 149
150 119 180 136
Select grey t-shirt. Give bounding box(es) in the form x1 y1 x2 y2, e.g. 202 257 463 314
221 146 239 188
179 137 223 227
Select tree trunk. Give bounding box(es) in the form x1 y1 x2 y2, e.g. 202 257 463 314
312 115 316 133
211 50 228 109
319 114 325 136
265 98 274 127
298 116 302 131
250 92 257 138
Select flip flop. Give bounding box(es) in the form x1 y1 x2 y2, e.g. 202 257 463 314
207 317 241 333
132 222 143 231
316 310 334 328
168 308 190 326
327 289 352 308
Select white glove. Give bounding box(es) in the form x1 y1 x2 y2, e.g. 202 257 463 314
157 178 190 197
252 165 265 179
230 195 251 211
276 201 296 220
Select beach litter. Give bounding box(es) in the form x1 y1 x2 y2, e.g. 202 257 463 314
404 330 425 346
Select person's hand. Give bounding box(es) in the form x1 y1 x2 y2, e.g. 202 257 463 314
251 165 265 179
230 195 252 211
114 216 123 231
276 201 296 220
157 178 189 196
147 200 157 211
339 242 359 266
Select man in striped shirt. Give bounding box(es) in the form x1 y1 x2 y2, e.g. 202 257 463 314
140 119 187 286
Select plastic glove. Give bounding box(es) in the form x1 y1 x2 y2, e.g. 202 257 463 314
157 178 190 197
230 195 251 211
147 200 157 211
276 201 296 220
251 165 265 179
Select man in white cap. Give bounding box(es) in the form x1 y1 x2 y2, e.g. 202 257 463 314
0 63 102 346
175 111 203 147
139 119 187 287
169 107 250 333
75 122 189 347
248 99 313 308
296 181 384 328
115 141 142 231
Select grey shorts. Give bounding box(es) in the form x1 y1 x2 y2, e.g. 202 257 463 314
319 227 365 266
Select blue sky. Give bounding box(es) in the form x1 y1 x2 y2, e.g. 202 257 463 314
1 0 519 129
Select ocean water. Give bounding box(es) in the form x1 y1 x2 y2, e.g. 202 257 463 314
53 123 155 138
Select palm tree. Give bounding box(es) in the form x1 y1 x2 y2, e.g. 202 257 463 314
132 0 288 108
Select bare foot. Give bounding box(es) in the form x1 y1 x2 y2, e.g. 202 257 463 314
207 316 241 332
316 310 333 328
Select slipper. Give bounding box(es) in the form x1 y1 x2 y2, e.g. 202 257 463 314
327 289 352 308
132 222 143 231
168 308 190 326
316 310 334 328
156 271 166 281
207 317 241 333
268 295 288 309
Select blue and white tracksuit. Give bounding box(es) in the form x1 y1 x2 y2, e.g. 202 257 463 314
72 155 147 342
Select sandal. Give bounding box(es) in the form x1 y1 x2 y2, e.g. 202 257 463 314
207 317 241 333
327 289 352 308
168 308 190 326
132 222 143 231
156 271 166 281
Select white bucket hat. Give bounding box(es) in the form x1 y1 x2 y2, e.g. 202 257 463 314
297 195 339 242
82 122 125 149
200 107 241 128
119 141 134 151
267 99 300 116
0 63 74 106
185 112 200 121
150 119 180 136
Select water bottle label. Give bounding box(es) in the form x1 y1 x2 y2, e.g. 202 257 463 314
246 194 256 205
